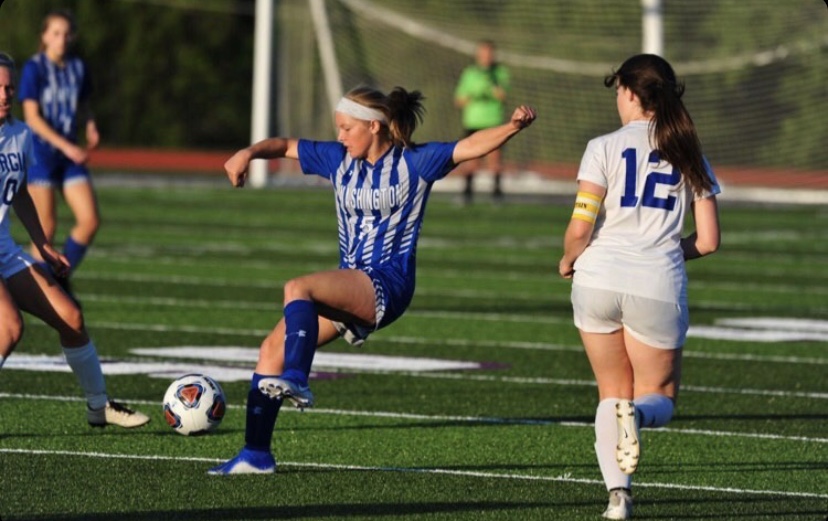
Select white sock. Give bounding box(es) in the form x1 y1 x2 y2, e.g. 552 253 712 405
635 393 674 428
595 398 632 491
62 341 108 410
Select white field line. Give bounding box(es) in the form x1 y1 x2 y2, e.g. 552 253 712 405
0 447 825 500
89 251 828 285
76 293 566 324
367 370 828 401
72 271 828 298
26 318 828 367
2 392 826 445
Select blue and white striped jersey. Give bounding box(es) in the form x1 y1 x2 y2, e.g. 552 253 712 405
17 52 91 157
298 140 456 270
0 119 34 254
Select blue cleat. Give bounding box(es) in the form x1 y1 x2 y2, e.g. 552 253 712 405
208 448 276 475
258 376 314 410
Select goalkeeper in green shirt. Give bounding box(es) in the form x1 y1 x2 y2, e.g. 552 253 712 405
454 40 510 203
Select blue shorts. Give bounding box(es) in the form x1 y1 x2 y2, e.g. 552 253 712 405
28 153 91 188
333 258 415 346
361 260 414 329
0 244 35 280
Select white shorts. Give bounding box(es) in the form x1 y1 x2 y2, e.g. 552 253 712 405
571 284 689 350
0 245 35 280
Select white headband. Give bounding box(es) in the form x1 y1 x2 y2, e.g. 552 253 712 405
335 97 388 124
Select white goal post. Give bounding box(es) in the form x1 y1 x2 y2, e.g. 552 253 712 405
249 0 826 188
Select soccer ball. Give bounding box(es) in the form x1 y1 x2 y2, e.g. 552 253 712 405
163 374 226 436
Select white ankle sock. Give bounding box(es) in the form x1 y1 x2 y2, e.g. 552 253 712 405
62 341 108 410
635 393 674 428
595 398 632 491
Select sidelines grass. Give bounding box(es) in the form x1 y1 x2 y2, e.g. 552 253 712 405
1 184 826 520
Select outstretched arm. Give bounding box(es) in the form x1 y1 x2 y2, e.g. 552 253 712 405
12 183 69 277
452 105 536 164
225 138 300 188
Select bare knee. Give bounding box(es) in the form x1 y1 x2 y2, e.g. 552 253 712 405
74 214 100 244
55 305 88 346
0 314 24 356
283 277 311 304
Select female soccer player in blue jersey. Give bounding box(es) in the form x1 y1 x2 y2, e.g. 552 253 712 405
558 55 720 519
0 52 148 429
18 10 100 299
210 85 536 475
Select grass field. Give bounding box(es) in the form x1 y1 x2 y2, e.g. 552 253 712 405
1 182 826 520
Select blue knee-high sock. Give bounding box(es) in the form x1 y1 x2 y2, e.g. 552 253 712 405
63 236 89 274
635 393 674 428
244 373 283 452
280 300 318 386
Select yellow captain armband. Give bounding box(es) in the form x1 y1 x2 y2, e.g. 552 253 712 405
571 191 602 224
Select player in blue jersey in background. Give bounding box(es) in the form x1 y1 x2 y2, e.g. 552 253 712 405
17 9 100 301
0 52 148 428
209 85 536 475
558 54 720 519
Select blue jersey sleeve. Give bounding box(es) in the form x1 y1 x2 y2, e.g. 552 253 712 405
297 139 347 180
17 59 41 103
405 142 457 183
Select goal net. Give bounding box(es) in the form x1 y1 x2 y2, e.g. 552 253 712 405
276 0 828 176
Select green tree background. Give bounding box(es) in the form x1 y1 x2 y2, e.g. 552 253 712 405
0 0 254 150
0 0 825 170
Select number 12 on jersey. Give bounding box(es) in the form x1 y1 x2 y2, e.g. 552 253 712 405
620 148 680 211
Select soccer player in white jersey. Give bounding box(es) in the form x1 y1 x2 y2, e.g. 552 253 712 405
18 10 101 301
209 85 536 475
0 52 148 429
558 54 721 519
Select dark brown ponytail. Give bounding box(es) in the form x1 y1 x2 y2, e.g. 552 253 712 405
605 54 713 195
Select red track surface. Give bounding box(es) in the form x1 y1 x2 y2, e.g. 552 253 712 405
89 148 827 189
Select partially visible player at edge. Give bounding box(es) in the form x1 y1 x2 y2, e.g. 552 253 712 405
18 9 101 301
0 52 149 429
558 54 720 520
209 85 536 475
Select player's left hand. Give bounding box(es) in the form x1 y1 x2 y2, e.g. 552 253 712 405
511 105 537 130
40 243 71 279
224 149 252 188
558 257 575 279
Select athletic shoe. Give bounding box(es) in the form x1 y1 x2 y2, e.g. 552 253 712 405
208 448 276 475
258 376 314 409
331 320 369 347
615 400 640 475
88 400 151 428
602 487 633 520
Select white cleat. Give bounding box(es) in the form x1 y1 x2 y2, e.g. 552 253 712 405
258 377 314 409
602 487 633 520
331 320 369 347
615 400 640 475
88 400 151 428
